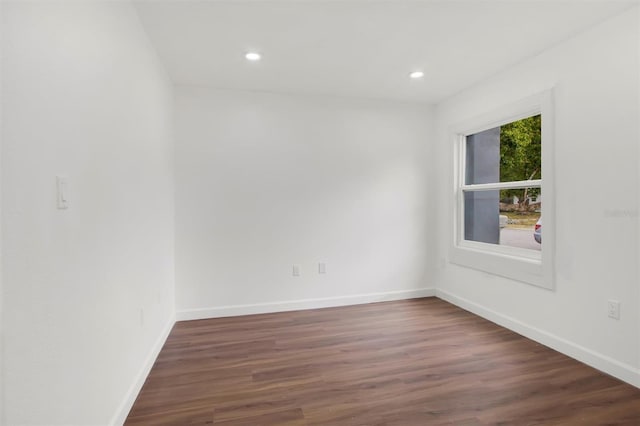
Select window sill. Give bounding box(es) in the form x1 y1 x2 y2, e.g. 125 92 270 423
449 243 553 290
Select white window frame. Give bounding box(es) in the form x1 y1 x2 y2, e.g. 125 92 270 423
449 90 555 289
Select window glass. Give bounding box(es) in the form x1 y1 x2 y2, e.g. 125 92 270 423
500 115 542 182
463 115 542 251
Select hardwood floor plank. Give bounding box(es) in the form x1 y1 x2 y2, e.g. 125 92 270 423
213 407 305 425
125 298 640 425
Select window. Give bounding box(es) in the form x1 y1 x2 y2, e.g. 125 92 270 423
450 91 554 289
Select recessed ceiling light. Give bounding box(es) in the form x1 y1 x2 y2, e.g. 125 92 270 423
409 71 424 79
245 52 261 61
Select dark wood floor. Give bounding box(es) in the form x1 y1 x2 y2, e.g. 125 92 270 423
126 298 640 425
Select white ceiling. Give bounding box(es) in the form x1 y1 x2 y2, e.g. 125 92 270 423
134 1 634 104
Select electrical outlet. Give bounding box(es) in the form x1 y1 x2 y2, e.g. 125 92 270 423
292 265 300 277
318 263 326 274
607 300 620 320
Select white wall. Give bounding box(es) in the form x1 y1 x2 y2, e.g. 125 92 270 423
637 5 640 386
0 1 4 420
175 88 433 318
1 2 175 425
434 7 640 385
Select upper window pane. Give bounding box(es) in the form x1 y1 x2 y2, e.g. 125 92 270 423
465 115 541 185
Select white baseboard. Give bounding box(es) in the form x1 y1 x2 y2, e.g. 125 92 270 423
436 289 640 389
177 288 436 321
110 314 176 426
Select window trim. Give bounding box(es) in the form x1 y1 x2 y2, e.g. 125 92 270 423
449 90 555 290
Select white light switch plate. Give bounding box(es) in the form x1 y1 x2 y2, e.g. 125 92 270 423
56 176 69 209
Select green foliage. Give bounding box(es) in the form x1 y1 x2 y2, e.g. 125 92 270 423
499 115 541 203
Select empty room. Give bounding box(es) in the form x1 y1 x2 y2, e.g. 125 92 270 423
2 0 640 425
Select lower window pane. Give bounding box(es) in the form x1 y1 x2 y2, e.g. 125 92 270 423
464 189 541 251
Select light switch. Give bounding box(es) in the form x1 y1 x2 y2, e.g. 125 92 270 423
57 176 69 209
